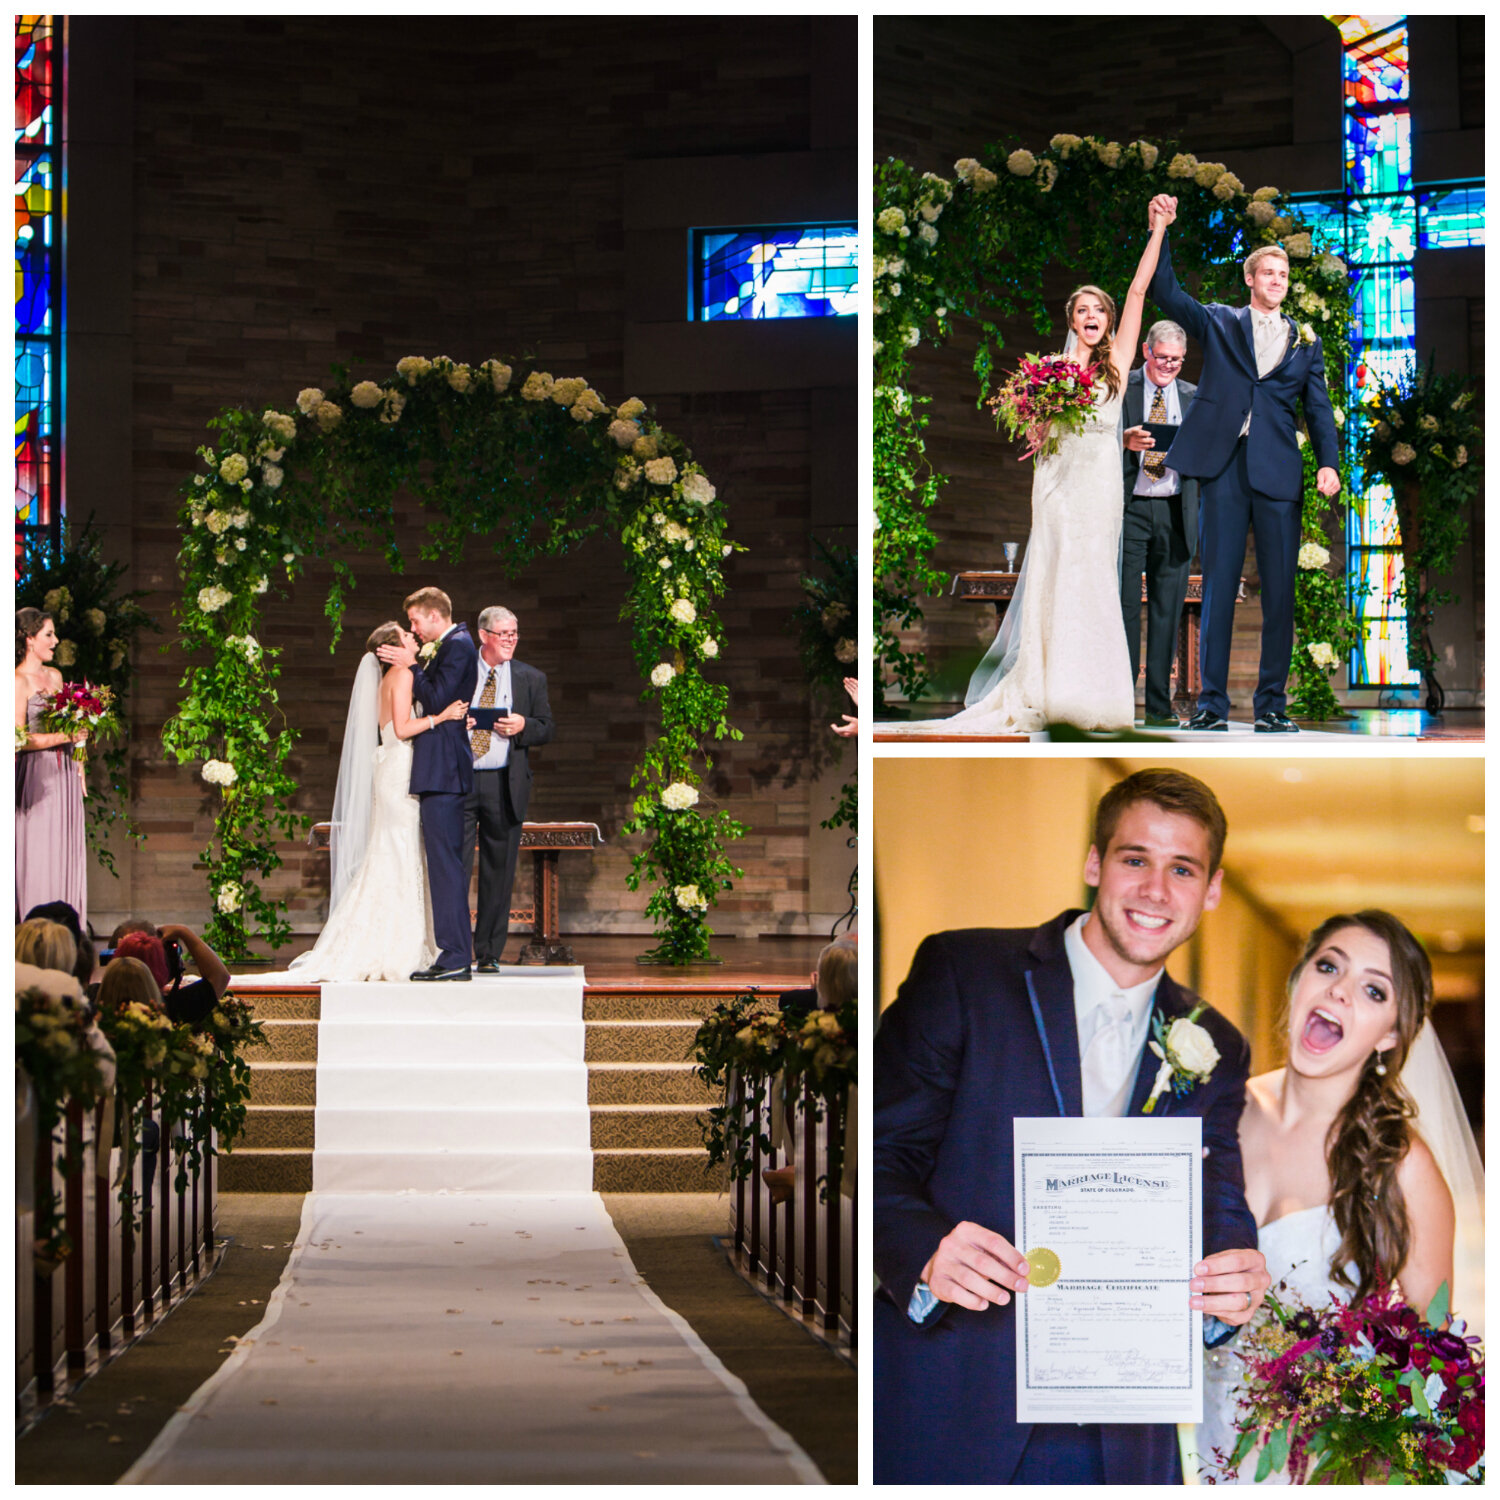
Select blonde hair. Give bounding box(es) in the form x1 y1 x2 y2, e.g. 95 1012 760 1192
1243 244 1290 278
402 587 452 619
15 918 78 974
816 937 857 1010
97 955 164 1014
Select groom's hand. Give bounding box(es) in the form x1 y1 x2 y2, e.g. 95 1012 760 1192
921 1221 1031 1310
378 639 418 669
1316 466 1341 497
1190 1247 1270 1326
1148 193 1177 228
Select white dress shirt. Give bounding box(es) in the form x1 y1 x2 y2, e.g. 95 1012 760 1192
1239 309 1288 437
1133 374 1182 497
470 658 512 769
1063 912 1163 1118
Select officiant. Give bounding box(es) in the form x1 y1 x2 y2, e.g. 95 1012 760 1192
464 605 554 971
1120 321 1199 727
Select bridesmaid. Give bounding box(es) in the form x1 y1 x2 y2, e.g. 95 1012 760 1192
15 608 89 925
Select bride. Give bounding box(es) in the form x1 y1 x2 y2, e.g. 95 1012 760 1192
289 622 469 983
882 203 1174 736
1198 910 1484 1483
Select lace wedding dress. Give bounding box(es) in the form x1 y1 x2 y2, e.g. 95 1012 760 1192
289 721 437 983
881 381 1136 735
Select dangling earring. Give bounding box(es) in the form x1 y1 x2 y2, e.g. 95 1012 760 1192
1374 1050 1388 1076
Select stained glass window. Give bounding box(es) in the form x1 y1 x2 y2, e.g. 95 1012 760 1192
694 225 858 321
15 14 62 573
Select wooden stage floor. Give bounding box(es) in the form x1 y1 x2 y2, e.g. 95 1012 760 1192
226 932 832 994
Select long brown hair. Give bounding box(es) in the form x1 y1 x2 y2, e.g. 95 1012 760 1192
1289 911 1433 1303
1065 284 1122 399
16 607 52 667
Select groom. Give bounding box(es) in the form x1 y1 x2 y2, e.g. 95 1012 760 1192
874 767 1269 1484
1147 194 1341 733
380 586 479 981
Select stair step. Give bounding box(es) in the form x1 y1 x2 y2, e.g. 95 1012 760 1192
241 1062 317 1106
233 992 321 1021
584 993 726 1021
589 1105 707 1150
587 1063 714 1105
243 1019 319 1063
584 1020 698 1063
218 1147 312 1193
592 1148 727 1194
240 1106 315 1149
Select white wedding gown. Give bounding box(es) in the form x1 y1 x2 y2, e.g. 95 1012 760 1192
289 721 437 982
882 381 1136 734
1196 1207 1351 1485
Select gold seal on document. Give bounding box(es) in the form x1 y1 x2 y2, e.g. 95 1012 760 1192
1024 1247 1061 1288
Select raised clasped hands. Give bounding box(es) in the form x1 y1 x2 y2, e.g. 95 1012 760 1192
1189 1246 1271 1326
1148 193 1178 230
1315 466 1341 497
922 1220 1032 1311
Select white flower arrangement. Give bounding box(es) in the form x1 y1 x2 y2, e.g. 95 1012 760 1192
918 199 942 223
314 400 343 432
1049 134 1081 158
253 576 269 595
1246 200 1276 228
673 884 709 913
1308 642 1339 670
1193 161 1225 189
1284 232 1313 259
1135 140 1159 170
1143 1007 1220 1113
1252 186 1279 202
1093 139 1122 169
617 397 646 421
350 381 384 409
644 457 678 486
954 157 980 180
658 557 672 571
614 459 641 491
263 409 297 443
396 356 432 383
379 392 406 425
216 880 242 914
521 371 554 401
970 167 997 193
1297 542 1331 570
218 452 249 484
632 433 659 460
1213 172 1243 201
480 358 512 393
661 520 691 545
917 222 938 247
227 633 263 662
549 377 586 407
661 782 699 812
197 585 233 613
608 419 641 449
1166 152 1197 179
295 387 325 416
681 471 716 506
1391 442 1416 465
205 511 231 535
262 463 284 489
876 206 906 234
202 758 238 787
650 663 674 688
446 364 472 393
669 598 697 625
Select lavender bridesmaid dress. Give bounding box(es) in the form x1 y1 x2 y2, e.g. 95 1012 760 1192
15 690 88 926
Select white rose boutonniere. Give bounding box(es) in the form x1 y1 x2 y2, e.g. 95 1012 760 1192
1142 1004 1220 1113
418 640 439 664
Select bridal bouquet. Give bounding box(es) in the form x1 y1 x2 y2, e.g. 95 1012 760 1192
988 353 1100 461
1216 1281 1484 1485
41 680 121 762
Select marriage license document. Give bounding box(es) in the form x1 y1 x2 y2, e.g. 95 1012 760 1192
1013 1116 1203 1424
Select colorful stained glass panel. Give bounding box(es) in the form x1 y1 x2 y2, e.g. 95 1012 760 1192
15 16 53 147
1343 110 1411 194
696 225 858 321
1417 185 1485 250
1340 19 1409 104
1345 193 1415 263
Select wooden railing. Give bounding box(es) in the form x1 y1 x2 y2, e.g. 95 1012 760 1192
16 1080 218 1417
728 1077 856 1350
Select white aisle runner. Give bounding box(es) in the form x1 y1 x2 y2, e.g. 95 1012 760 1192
123 978 821 1484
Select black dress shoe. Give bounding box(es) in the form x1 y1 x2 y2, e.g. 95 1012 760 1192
474 958 503 974
1253 711 1300 733
1182 709 1230 731
410 964 472 982
1142 713 1180 728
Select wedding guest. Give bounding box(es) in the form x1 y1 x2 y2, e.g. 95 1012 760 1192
110 926 229 1030
16 959 117 1091
816 934 857 1010
96 954 166 1016
15 916 78 975
15 608 88 925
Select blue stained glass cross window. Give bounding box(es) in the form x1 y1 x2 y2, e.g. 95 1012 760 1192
694 224 859 321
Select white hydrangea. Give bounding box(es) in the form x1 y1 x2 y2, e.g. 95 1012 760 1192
1246 201 1276 228
701 638 718 659
205 510 231 535
673 884 709 912
201 759 238 786
481 359 512 393
218 452 249 484
614 459 641 490
550 377 587 407
263 410 297 443
650 663 675 688
296 387 325 415
1094 139 1122 169
234 537 247 551
954 157 980 180
608 419 641 449
230 509 251 529
1136 141 1159 170
617 397 646 421
262 463 283 489
350 381 384 408
669 598 697 625
216 880 242 913
680 472 715 507
661 521 691 545
1297 542 1331 571
1284 233 1313 259
875 206 906 234
1050 134 1082 158
447 364 473 393
721 544 733 557
644 457 678 486
314 400 343 432
1316 252 1347 277
1167 152 1198 179
396 356 432 382
1193 161 1225 188
521 371 554 401
1308 642 1338 670
1333 407 1345 428
660 782 699 811
658 557 671 570
253 575 269 594
1006 149 1036 177
380 392 406 424
631 433 659 461
1391 442 1416 465
970 167 997 193
197 585 232 613
1252 186 1280 202
917 223 938 247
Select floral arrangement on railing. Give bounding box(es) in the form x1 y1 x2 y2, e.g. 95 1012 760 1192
1218 1281 1484 1484
872 133 1355 719
689 989 857 1201
1356 359 1482 697
16 516 159 873
165 357 745 965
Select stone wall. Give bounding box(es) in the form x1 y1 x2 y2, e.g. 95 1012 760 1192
71 16 857 938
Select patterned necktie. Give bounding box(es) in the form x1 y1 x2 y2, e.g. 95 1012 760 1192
471 667 497 759
1143 384 1168 480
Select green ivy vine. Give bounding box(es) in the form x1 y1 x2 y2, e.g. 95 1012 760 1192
164 357 743 964
873 134 1357 721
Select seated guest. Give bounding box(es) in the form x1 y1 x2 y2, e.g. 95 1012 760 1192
95 954 165 1015
15 916 78 975
16 953 117 1093
108 923 230 1030
816 935 857 1010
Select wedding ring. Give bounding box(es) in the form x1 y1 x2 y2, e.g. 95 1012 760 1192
1244 1290 1253 1311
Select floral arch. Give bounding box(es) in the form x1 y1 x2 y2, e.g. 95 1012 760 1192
165 356 744 966
872 133 1357 720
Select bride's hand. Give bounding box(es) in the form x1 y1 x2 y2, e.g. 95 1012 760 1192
443 700 468 722
1190 1246 1271 1325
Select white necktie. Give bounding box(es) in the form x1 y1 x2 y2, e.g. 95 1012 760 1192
1081 997 1134 1118
1253 314 1282 378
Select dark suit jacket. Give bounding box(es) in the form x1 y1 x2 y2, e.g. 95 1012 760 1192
471 657 553 819
1121 366 1200 549
874 909 1257 1485
408 623 479 796
1149 231 1339 500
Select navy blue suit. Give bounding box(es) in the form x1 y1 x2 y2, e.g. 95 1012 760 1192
874 911 1258 1485
408 622 479 970
1150 232 1340 718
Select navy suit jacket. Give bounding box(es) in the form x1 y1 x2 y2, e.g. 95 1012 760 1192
874 910 1258 1485
1150 231 1340 501
408 622 479 796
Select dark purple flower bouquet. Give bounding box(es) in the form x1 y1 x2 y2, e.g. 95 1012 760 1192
1213 1280 1483 1484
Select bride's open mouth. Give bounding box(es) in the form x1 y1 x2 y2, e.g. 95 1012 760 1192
1301 1006 1344 1055
1081 321 1102 339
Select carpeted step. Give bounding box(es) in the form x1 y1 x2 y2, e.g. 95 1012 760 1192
243 1062 317 1106
584 1019 698 1063
584 991 752 1021
242 1019 319 1064
592 1148 728 1194
239 1105 315 1149
589 1104 708 1150
586 1062 714 1106
218 1147 312 1193
232 991 321 1021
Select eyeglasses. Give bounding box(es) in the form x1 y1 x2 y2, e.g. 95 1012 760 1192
483 629 519 640
1149 353 1185 367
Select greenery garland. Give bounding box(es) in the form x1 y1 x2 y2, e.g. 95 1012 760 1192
1357 360 1482 703
873 134 1357 720
163 357 744 964
17 517 159 873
